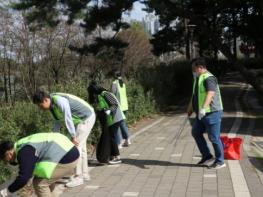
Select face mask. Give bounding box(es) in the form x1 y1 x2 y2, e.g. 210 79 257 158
10 161 18 166
192 72 199 78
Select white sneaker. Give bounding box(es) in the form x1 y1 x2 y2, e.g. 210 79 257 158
118 144 123 149
58 176 71 183
108 158 122 165
208 162 226 170
123 139 131 147
65 177 84 188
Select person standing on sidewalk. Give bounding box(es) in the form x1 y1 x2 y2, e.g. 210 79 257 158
33 91 96 187
0 133 79 197
187 57 225 169
111 71 131 148
88 82 124 164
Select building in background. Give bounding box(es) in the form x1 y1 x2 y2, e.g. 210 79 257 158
142 13 159 36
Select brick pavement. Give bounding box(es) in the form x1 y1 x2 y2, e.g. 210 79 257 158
61 111 238 197
60 74 263 197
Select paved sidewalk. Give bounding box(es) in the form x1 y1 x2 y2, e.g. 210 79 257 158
59 74 263 197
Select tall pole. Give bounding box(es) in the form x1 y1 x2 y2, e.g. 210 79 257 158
188 24 196 59
190 30 194 59
184 19 190 59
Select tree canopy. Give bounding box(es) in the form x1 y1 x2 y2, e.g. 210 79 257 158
143 0 263 92
9 0 263 93
12 0 136 57
144 0 263 59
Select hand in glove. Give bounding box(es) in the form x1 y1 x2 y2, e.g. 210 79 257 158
198 108 206 120
0 188 11 197
105 110 111 115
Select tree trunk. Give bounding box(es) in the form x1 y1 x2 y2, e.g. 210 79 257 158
7 60 13 105
232 11 237 59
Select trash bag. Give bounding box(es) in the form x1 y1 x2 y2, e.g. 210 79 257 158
220 136 243 160
96 111 111 163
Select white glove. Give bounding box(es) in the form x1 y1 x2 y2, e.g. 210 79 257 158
105 110 111 115
198 108 206 120
0 188 11 197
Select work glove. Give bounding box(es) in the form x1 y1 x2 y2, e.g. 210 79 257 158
0 188 11 197
198 108 206 120
105 110 111 115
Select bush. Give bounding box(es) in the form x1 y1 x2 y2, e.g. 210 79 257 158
135 59 230 108
238 58 263 69
135 60 193 106
0 102 53 182
126 80 157 123
51 79 88 100
206 59 231 80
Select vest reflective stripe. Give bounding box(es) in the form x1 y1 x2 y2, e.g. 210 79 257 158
193 72 223 113
51 93 94 126
14 133 74 179
113 80 128 111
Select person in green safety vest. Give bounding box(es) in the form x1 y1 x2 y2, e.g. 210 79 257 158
0 133 79 197
111 71 131 148
88 81 125 164
33 91 96 188
187 57 225 170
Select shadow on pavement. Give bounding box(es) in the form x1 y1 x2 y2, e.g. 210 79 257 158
248 156 263 174
121 158 205 169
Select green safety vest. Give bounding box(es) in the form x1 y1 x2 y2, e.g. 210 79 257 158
51 93 94 126
192 72 223 113
98 92 113 126
113 80 128 111
98 91 125 126
14 133 74 179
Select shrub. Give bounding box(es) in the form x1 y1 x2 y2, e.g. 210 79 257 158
135 60 193 106
126 80 157 123
0 102 53 182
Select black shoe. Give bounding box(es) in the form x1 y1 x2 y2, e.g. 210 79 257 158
197 155 214 165
208 162 226 169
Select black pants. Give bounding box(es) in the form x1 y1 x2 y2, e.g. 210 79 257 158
109 122 121 157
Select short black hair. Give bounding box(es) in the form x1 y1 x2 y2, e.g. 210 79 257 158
33 90 50 104
114 71 121 78
191 57 207 68
0 141 14 160
87 81 107 104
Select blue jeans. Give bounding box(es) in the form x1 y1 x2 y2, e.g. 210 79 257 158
115 120 129 145
115 111 129 145
191 110 224 164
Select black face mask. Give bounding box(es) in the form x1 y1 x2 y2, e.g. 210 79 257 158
10 161 18 166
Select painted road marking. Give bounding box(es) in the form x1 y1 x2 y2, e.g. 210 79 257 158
171 153 182 157
84 185 99 190
228 83 250 197
122 192 139 196
129 154 140 157
204 174 217 178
